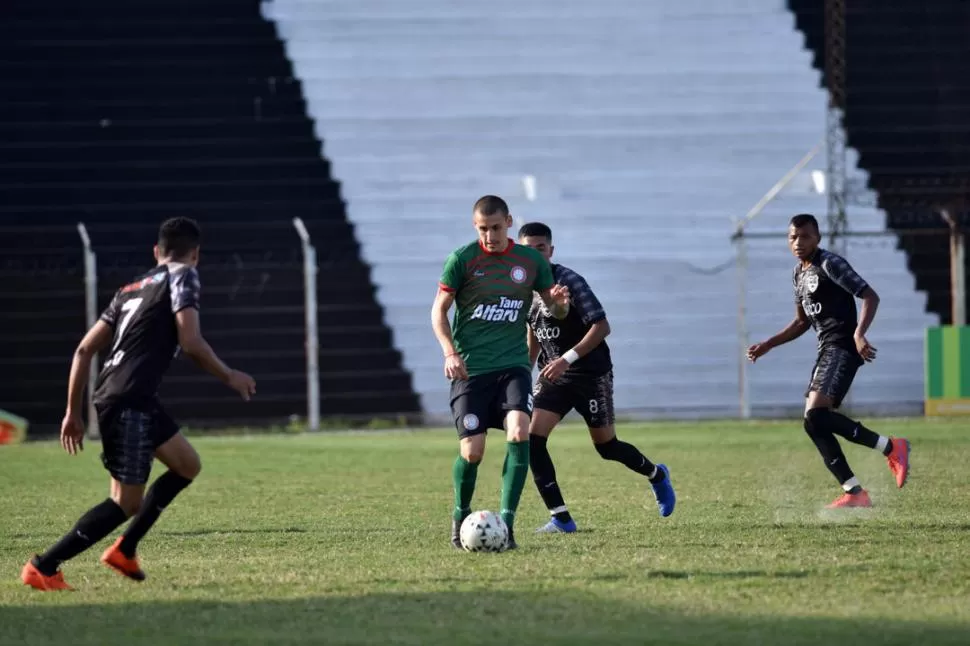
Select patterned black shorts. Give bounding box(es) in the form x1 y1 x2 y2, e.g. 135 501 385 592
533 370 616 428
96 402 180 485
805 345 863 408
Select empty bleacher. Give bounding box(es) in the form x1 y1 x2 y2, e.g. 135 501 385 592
789 0 970 324
0 0 420 433
267 0 938 418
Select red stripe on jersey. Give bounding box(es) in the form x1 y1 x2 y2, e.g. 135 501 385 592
438 282 456 293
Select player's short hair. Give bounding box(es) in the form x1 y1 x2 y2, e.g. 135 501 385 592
158 217 202 258
789 213 820 233
517 222 552 241
473 195 509 218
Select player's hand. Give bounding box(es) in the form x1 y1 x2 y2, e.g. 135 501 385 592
746 342 771 363
854 334 877 362
540 357 569 382
228 369 257 400
444 353 468 381
60 411 84 456
550 284 570 308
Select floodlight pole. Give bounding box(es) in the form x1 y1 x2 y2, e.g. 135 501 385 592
292 218 320 431
77 223 100 439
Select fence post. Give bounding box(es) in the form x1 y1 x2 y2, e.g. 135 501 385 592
292 218 320 431
733 229 752 419
941 209 966 326
77 223 100 440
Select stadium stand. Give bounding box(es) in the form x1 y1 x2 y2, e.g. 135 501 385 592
0 0 419 433
266 0 937 417
789 0 970 324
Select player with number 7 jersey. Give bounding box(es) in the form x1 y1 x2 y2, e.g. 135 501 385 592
21 217 257 592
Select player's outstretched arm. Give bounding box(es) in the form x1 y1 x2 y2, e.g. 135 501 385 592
747 304 811 362
538 285 570 319
61 320 114 454
431 288 467 380
175 309 255 400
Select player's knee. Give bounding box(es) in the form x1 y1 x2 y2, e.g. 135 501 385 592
805 407 832 433
181 451 202 480
594 437 620 460
460 439 485 464
113 491 144 517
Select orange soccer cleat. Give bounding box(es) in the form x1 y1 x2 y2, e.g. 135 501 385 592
21 560 73 591
826 489 873 509
100 538 146 581
886 437 911 489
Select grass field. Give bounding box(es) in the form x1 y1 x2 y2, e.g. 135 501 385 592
1 418 969 645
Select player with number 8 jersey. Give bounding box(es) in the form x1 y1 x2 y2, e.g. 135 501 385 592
21 217 256 592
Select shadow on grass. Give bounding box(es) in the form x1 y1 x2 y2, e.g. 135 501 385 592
1 590 966 646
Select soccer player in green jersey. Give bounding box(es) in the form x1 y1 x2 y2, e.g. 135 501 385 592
432 195 570 550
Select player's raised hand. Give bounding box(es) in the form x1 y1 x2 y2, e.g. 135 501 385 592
854 334 878 362
550 284 570 307
444 352 468 381
228 369 257 400
746 342 771 363
59 411 84 456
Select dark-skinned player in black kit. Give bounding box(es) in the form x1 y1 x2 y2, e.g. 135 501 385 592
747 214 910 508
518 222 675 533
21 217 257 591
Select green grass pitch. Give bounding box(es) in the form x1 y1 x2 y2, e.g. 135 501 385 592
1 418 969 645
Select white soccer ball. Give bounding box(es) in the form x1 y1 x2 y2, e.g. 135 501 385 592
459 510 508 552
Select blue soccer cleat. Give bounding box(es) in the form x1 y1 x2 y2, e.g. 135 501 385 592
535 517 577 533
651 464 676 517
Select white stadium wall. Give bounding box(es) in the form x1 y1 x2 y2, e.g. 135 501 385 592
264 0 938 419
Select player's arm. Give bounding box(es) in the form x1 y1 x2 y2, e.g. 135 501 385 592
571 318 611 359
433 253 468 380
432 287 468 380
537 287 569 320
527 324 541 369
748 303 810 362
823 255 879 360
431 288 458 357
172 268 255 398
65 320 114 418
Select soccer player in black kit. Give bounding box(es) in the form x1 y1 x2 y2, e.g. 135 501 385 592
21 217 256 591
748 214 910 508
518 223 676 533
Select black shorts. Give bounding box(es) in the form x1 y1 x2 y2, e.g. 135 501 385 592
96 401 180 485
533 370 615 428
805 345 863 409
450 367 533 438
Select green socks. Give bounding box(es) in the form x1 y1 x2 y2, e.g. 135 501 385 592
452 455 479 521
500 440 530 530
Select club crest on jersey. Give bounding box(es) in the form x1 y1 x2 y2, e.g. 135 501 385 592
805 273 819 293
510 266 527 284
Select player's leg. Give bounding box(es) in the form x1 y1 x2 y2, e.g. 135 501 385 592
450 375 490 548
804 384 871 508
111 429 199 562
582 372 675 517
498 368 535 549
808 351 911 488
100 407 190 580
22 407 145 590
529 379 576 533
